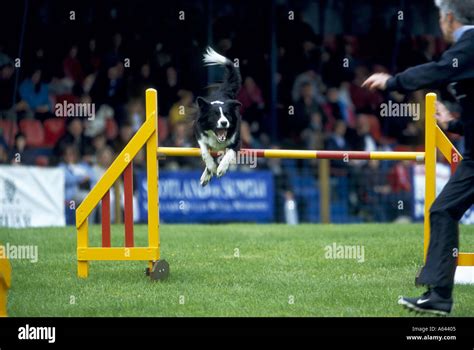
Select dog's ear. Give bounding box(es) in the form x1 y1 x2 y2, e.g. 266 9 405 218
227 100 242 109
196 97 211 111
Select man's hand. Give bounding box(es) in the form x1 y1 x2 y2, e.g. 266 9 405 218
361 73 392 91
435 101 454 130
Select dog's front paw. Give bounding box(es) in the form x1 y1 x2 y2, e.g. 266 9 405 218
216 161 229 177
204 158 217 174
216 150 235 177
200 168 213 187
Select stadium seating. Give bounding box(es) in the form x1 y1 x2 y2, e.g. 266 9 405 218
43 118 66 146
0 120 18 146
19 119 45 147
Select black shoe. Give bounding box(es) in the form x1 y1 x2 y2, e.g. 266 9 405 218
398 289 453 316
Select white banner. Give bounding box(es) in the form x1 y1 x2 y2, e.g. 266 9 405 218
0 166 65 228
413 163 474 224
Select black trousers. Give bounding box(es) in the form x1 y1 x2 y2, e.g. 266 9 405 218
417 160 474 291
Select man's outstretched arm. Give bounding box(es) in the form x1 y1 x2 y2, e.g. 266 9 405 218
362 33 474 92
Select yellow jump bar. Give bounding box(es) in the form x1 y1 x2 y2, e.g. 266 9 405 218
157 147 425 161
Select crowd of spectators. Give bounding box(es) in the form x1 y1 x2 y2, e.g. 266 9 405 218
0 1 462 222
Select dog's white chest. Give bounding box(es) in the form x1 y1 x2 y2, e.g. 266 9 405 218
200 131 234 151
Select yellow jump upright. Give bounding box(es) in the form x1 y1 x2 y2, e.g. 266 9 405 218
0 252 11 317
424 93 437 261
424 93 474 269
76 88 168 280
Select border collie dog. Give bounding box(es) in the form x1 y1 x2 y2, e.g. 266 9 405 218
195 47 242 187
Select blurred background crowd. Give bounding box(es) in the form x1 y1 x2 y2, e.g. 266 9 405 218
0 0 464 223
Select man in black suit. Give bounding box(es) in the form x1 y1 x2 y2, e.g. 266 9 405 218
363 0 474 315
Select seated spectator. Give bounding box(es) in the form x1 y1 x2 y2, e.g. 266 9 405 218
83 100 114 138
18 69 52 120
0 46 12 67
291 70 326 105
88 133 110 164
349 65 383 114
0 142 8 164
321 86 356 131
32 47 49 77
129 62 155 99
159 65 180 116
326 120 347 151
0 62 16 116
54 118 93 163
113 122 134 153
325 120 349 171
58 144 96 206
165 121 193 148
93 145 115 180
8 133 35 165
168 90 194 130
90 61 127 125
103 33 124 68
347 114 377 153
345 114 377 169
291 82 324 143
133 149 146 170
302 112 325 151
237 76 265 126
162 121 198 169
241 120 262 149
126 99 145 133
48 74 76 100
82 38 101 76
0 133 7 150
63 45 84 84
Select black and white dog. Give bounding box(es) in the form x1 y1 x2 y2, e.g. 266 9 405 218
195 47 242 186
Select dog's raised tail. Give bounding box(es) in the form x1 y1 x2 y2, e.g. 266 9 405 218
203 46 241 98
203 47 230 66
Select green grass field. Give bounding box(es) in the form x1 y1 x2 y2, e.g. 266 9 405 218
2 223 474 317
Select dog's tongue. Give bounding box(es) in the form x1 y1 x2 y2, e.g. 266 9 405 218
216 129 227 142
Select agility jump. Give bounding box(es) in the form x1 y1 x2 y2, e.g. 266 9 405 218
76 88 474 280
0 249 11 317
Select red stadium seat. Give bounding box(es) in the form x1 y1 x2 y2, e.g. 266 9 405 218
43 118 66 146
19 119 45 147
0 120 19 146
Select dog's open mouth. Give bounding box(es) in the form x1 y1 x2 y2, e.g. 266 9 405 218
214 128 228 143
